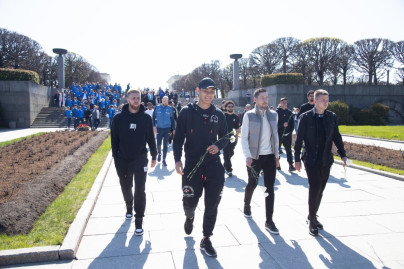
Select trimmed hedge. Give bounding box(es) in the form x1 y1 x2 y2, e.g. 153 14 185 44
0 68 40 84
328 101 389 125
261 73 304 87
327 100 354 125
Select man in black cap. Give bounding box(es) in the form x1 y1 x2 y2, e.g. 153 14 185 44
173 77 228 258
276 97 295 172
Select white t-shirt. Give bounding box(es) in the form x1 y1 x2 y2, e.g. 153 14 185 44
145 109 154 118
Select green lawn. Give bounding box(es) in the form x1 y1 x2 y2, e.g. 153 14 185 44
0 132 45 148
0 135 111 250
334 156 404 176
339 125 404 141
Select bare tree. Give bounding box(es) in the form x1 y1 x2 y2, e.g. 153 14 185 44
273 37 300 73
303 37 343 86
353 38 393 85
290 42 315 85
249 43 281 75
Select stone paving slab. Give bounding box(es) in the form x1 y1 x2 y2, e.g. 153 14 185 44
3 132 404 268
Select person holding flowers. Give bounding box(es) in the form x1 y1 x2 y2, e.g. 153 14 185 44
294 89 347 236
240 88 280 234
173 77 228 258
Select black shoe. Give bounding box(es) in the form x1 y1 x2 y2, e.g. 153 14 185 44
276 165 281 171
157 154 161 162
307 218 319 236
162 159 167 166
135 218 144 236
228 172 233 177
244 205 252 218
184 216 194 235
200 237 217 257
265 221 279 234
288 165 296 172
279 149 284 154
126 207 133 219
314 216 323 230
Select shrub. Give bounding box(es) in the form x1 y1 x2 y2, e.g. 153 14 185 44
0 68 40 84
327 100 354 125
351 103 389 125
261 73 304 87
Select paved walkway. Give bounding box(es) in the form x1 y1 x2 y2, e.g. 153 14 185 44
5 137 404 268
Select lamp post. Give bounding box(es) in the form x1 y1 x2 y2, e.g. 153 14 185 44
52 48 68 90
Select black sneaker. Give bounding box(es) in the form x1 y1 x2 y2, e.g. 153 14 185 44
157 154 161 162
244 205 252 218
184 216 194 235
276 165 281 171
279 149 284 154
126 207 133 219
162 159 167 166
314 216 324 230
265 221 279 234
288 165 296 172
200 237 217 257
228 172 233 177
135 218 144 236
307 218 319 236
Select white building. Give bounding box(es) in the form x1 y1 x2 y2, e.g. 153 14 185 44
167 75 184 91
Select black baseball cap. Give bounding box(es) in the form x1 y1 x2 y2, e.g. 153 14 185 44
198 77 216 89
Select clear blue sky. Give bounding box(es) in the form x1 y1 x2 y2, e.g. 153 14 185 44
0 0 403 89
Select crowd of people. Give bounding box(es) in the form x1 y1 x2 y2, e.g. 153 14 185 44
109 77 348 258
53 82 124 130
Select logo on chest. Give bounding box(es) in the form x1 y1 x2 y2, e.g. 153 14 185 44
129 123 136 130
210 115 218 123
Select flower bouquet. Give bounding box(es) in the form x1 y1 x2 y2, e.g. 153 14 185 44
77 124 90 131
187 129 237 180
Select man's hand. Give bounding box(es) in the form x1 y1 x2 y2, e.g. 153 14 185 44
283 122 288 127
153 126 157 135
276 158 280 168
175 161 184 175
295 161 302 172
207 145 219 155
246 157 253 167
172 130 175 135
150 159 156 168
342 157 348 167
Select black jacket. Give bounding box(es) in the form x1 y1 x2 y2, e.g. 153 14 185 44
111 104 157 161
294 108 346 167
298 102 314 118
276 107 294 137
173 103 228 163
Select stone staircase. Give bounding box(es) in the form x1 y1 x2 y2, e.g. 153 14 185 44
31 107 108 128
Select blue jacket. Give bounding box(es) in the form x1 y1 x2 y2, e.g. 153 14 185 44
152 105 175 129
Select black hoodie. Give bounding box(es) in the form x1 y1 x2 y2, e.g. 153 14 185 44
111 104 157 160
173 103 228 163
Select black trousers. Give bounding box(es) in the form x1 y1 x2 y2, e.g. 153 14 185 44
305 164 332 219
278 133 293 165
114 156 148 218
223 140 237 172
182 158 225 237
244 154 276 223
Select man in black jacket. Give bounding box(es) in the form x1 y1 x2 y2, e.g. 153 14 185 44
173 78 228 258
297 90 315 118
276 97 295 171
111 89 157 236
223 100 240 177
294 89 347 236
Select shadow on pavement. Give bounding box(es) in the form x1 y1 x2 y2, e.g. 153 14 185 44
246 217 312 268
87 220 151 268
316 230 377 268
